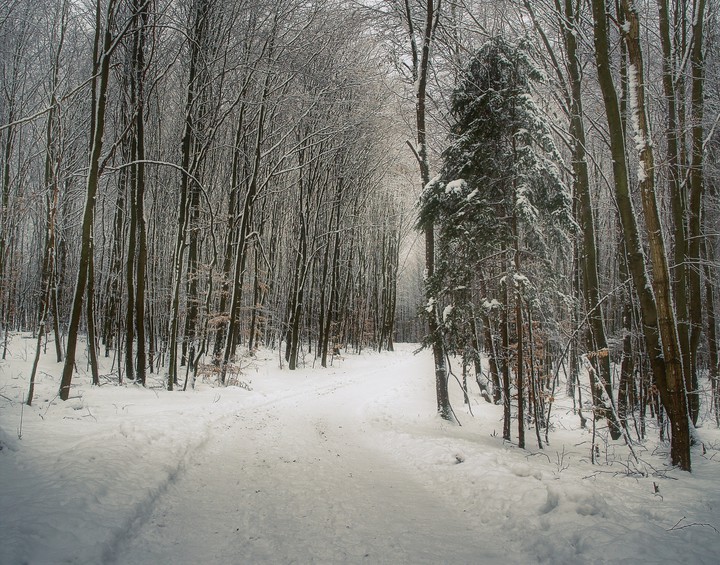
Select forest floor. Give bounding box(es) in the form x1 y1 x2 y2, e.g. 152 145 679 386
1 337 719 564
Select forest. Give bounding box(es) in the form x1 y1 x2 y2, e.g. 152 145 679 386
1 0 719 474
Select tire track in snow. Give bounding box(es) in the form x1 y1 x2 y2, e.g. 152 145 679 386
111 351 497 564
102 363 386 563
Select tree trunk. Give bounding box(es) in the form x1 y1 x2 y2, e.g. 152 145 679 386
322 191 342 367
133 0 149 385
103 173 124 359
703 245 718 427
405 0 451 420
87 244 100 386
658 0 693 421
125 138 137 381
591 0 690 469
617 245 635 434
563 0 621 440
685 0 707 424
502 265 511 440
28 159 62 405
59 0 116 400
168 0 209 389
514 220 525 449
621 0 690 469
288 174 307 370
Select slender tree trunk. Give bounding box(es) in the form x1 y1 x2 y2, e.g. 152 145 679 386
103 176 124 359
514 219 525 449
317 201 333 360
621 0 690 468
618 244 635 433
468 302 491 403
28 164 62 405
133 0 149 385
502 265 511 440
87 245 99 385
320 179 343 366
248 239 261 352
685 0 707 424
213 103 245 362
220 56 272 383
658 0 693 419
288 181 307 370
40 4 66 365
527 303 543 449
168 0 209 389
483 318 501 404
125 139 137 381
562 0 621 440
322 192 342 367
703 244 719 426
59 0 116 400
405 0 451 420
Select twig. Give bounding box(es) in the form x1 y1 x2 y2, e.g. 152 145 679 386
667 516 720 535
445 353 472 419
527 451 551 464
42 391 61 418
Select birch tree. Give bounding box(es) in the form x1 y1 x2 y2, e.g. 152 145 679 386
590 0 691 470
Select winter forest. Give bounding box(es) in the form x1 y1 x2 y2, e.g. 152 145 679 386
1 0 720 562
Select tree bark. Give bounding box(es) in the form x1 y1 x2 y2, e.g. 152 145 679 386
133 0 149 385
591 0 690 469
502 268 511 440
563 0 621 439
514 217 525 449
59 0 116 400
658 0 692 418
220 51 272 382
685 0 707 424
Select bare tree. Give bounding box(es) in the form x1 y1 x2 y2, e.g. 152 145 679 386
59 0 122 400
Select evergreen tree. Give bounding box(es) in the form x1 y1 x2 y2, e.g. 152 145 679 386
420 36 573 445
421 36 571 258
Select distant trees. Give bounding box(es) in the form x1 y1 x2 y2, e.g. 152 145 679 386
0 0 406 400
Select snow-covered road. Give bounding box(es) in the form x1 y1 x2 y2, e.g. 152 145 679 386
113 354 494 564
3 342 719 565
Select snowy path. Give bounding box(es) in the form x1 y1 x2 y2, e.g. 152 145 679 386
4 343 719 564
112 355 494 564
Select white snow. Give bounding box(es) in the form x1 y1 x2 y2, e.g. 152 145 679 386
513 273 530 287
425 297 436 313
424 174 441 192
1 335 719 564
626 62 653 186
444 179 466 194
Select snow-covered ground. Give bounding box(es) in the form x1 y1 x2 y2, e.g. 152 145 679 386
1 335 719 564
